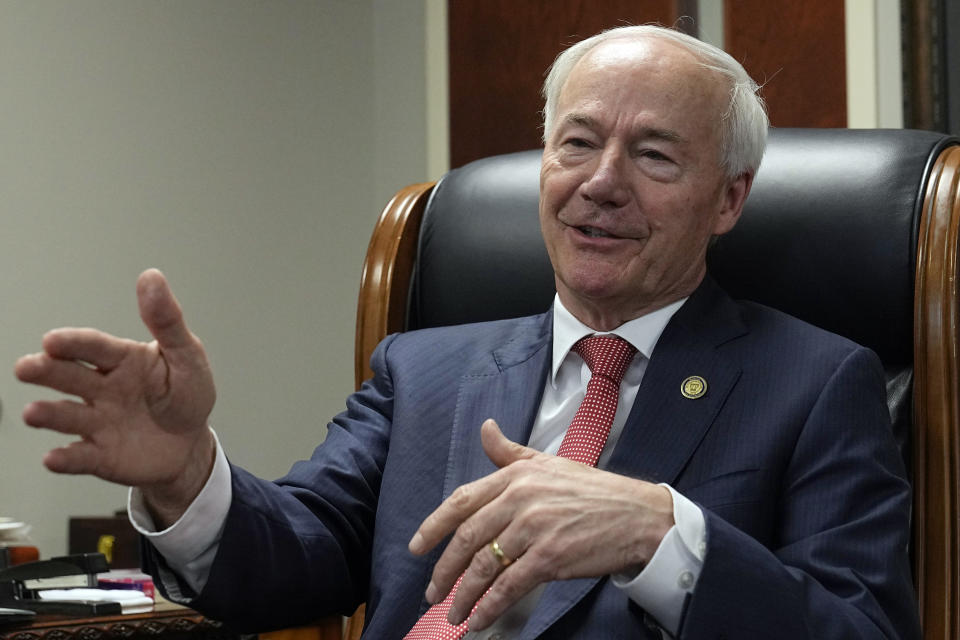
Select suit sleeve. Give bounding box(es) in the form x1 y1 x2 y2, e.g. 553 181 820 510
141 333 402 633
680 346 921 640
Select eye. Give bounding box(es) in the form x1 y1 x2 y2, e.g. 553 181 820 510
638 149 671 162
563 137 593 149
632 146 682 181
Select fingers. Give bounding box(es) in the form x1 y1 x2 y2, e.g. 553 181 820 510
23 399 95 436
422 497 519 605
410 419 542 561
41 328 131 371
410 419 547 614
136 268 195 352
15 329 132 386
480 418 537 468
449 537 534 627
16 352 106 399
466 566 543 630
136 270 213 396
43 439 102 475
411 470 511 558
409 421 517 557
409 419 676 631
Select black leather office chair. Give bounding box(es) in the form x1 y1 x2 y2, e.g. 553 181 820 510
354 128 960 640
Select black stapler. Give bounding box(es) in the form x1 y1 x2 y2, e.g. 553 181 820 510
0 552 121 615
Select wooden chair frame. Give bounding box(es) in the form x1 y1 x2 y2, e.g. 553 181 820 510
355 183 436 387
913 144 960 639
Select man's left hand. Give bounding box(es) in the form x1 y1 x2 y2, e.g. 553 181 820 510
408 419 675 630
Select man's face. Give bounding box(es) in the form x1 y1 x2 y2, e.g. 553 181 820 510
539 37 751 330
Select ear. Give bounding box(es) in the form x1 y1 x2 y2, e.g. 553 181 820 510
712 171 754 236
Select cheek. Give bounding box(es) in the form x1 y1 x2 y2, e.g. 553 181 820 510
541 163 586 206
648 191 716 235
538 204 566 266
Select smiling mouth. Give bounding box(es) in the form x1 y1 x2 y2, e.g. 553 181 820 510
577 225 617 238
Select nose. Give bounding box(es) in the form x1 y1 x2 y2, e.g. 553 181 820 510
579 146 630 208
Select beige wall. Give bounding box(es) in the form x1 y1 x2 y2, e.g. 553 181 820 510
0 0 435 558
845 0 904 128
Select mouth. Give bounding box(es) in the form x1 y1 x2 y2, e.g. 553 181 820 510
575 225 622 239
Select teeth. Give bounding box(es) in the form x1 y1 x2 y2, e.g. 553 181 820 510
580 226 611 238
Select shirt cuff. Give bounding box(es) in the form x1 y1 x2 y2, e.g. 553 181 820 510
612 484 706 637
127 427 232 596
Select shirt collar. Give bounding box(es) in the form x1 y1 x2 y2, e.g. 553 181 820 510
550 293 687 385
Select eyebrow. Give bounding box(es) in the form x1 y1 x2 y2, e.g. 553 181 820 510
561 113 688 145
563 113 597 129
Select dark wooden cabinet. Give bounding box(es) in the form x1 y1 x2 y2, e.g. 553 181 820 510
447 0 848 167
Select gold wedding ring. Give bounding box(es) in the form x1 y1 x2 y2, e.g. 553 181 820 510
489 539 513 567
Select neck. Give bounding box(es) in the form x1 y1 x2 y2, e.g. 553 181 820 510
558 288 699 332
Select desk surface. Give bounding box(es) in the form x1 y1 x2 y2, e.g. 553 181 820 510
0 601 238 640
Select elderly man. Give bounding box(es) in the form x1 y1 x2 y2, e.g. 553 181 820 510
16 25 919 640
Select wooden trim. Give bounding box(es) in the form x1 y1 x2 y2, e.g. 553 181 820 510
354 182 436 389
903 0 946 131
914 143 960 640
0 606 232 640
261 622 342 640
342 605 363 640
344 181 435 639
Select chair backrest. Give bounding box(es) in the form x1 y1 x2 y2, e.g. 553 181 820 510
355 128 960 640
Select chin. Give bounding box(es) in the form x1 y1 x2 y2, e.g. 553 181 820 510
559 271 629 304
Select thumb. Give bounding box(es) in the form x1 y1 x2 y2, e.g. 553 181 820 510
137 268 195 351
481 418 537 468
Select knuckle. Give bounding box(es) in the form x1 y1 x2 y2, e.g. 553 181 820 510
504 460 550 491
509 458 538 476
454 519 483 550
469 548 499 579
449 484 474 509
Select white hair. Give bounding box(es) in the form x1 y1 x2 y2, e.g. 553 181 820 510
541 25 769 179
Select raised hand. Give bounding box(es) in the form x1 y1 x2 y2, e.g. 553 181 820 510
15 269 217 526
408 419 674 631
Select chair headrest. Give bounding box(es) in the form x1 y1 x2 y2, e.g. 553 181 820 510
410 129 957 364
409 149 549 330
710 128 954 364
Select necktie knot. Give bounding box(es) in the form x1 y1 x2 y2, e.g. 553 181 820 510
572 335 637 384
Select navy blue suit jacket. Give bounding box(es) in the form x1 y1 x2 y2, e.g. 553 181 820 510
149 278 920 639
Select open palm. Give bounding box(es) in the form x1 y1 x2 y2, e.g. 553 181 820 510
15 269 217 519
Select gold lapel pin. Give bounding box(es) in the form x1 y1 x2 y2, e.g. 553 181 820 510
681 375 707 399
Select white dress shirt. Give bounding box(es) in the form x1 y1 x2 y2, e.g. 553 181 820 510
130 294 706 637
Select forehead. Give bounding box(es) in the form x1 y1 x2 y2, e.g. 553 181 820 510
556 37 727 140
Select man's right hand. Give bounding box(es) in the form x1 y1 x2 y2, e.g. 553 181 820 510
14 268 217 528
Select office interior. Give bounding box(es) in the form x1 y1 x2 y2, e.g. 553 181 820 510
0 0 956 565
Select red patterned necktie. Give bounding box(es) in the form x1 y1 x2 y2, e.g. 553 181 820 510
557 335 638 465
404 335 637 639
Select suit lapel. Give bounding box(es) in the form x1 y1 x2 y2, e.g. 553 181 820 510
524 277 748 638
607 277 747 483
440 312 553 501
